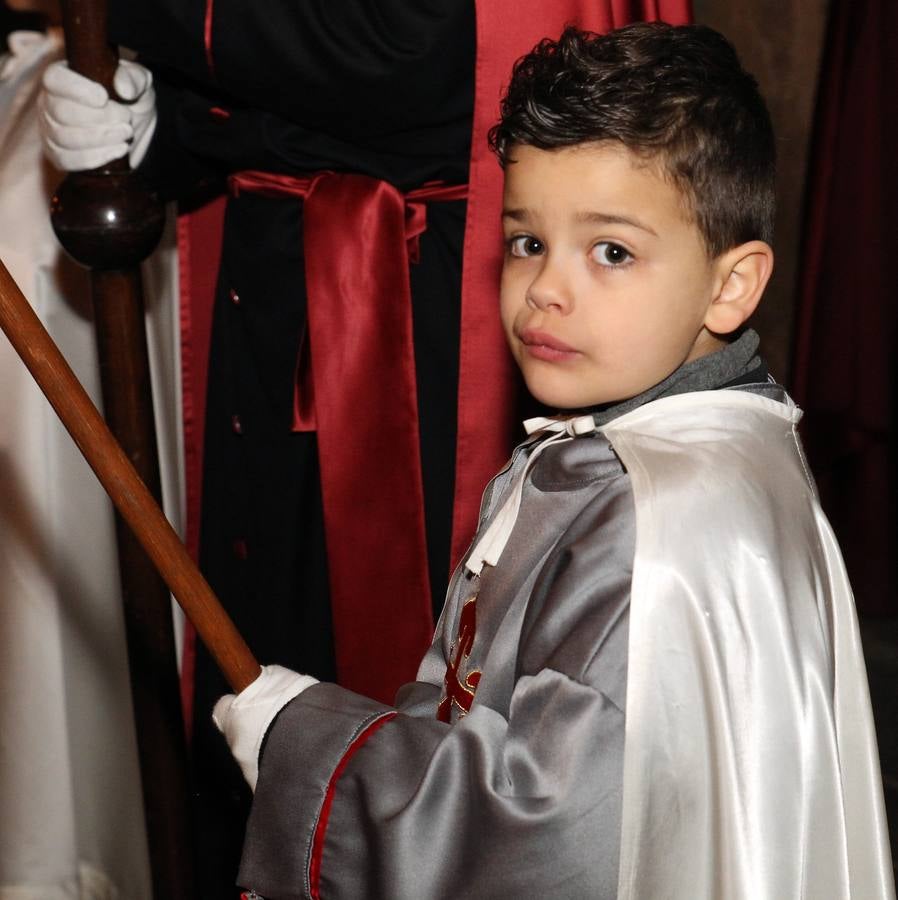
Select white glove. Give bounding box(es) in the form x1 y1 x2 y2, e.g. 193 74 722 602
213 664 318 791
40 58 157 172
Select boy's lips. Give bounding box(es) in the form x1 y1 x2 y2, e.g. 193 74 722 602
519 329 580 361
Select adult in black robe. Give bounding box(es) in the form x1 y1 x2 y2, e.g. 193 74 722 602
107 3 476 894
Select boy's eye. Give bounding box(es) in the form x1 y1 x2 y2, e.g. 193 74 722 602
508 235 544 257
591 242 632 267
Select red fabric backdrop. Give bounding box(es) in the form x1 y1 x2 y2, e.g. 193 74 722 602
791 0 898 615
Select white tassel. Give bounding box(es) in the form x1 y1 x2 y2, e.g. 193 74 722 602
465 414 596 575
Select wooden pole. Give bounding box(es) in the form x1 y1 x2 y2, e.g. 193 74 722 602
50 2 200 895
0 258 261 691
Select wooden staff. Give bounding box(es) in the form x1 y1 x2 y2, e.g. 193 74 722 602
0 260 260 692
0 259 262 896
0 247 262 898
47 1 211 895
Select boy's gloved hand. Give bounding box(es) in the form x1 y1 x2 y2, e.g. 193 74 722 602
39 59 157 172
213 665 318 791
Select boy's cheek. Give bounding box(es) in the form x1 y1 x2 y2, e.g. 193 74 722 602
499 301 525 351
499 264 527 312
497 282 516 330
497 310 517 352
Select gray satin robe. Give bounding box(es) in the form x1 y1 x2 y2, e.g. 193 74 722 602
240 406 637 898
237 339 775 898
238 335 891 899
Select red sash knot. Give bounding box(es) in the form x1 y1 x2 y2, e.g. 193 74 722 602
229 171 467 702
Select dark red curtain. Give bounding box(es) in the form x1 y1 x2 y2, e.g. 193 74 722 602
791 0 898 616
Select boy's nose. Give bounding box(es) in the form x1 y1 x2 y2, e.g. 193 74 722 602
526 262 572 313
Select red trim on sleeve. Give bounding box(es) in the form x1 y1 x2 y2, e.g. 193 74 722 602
309 712 398 899
204 0 216 77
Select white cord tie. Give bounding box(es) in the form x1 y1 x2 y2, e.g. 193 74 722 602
465 415 596 575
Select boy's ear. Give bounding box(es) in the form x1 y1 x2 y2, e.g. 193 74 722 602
704 241 774 335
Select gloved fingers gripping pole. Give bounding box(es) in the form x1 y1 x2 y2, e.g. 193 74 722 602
40 58 157 171
0 258 262 694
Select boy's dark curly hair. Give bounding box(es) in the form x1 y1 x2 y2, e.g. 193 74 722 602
489 23 776 256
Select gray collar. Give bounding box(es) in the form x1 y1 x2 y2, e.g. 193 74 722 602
590 329 763 426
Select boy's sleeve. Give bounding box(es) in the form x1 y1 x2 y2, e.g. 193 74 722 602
240 674 624 899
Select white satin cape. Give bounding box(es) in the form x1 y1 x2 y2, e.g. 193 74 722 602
603 390 894 899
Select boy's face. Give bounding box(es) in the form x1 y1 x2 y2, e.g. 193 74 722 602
500 142 726 409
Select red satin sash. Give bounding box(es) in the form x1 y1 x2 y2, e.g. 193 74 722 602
229 171 466 700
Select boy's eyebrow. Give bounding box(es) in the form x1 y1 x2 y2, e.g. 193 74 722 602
501 207 658 236
502 208 532 223
574 210 658 236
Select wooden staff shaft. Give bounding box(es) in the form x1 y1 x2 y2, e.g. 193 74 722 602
0 258 260 693
55 4 206 896
60 0 118 97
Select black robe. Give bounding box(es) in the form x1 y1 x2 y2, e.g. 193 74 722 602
109 2 476 895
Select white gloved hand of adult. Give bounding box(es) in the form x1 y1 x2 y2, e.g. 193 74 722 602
40 58 157 172
213 664 318 791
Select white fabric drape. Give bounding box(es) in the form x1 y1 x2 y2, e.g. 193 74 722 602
0 30 182 899
606 390 895 899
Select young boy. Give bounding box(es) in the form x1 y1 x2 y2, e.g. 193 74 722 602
214 23 895 899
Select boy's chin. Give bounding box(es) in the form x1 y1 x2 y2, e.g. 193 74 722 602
522 377 621 413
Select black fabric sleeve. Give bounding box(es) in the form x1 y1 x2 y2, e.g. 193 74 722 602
109 0 475 135
134 74 224 202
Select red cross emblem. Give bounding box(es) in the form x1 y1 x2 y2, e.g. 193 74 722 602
437 595 482 722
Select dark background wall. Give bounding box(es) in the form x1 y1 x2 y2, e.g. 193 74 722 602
692 0 829 382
